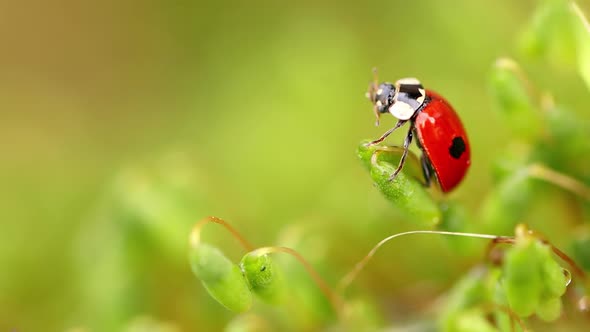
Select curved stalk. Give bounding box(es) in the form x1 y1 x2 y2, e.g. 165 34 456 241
481 303 529 332
337 230 510 293
190 216 254 251
251 246 344 316
528 164 590 201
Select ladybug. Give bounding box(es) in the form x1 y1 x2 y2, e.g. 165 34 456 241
365 71 470 192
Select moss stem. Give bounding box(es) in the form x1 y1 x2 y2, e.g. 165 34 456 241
190 216 254 251
527 164 590 201
337 230 509 293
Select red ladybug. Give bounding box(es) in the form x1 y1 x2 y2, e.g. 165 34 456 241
366 71 470 192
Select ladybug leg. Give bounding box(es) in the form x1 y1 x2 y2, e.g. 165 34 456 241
388 126 413 181
420 154 433 187
365 120 406 147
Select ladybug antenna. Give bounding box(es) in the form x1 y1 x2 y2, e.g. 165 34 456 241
368 67 380 126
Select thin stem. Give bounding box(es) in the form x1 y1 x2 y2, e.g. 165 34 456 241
485 237 516 262
571 2 590 34
548 243 587 282
190 216 254 251
528 164 590 201
480 303 528 332
251 246 344 316
337 230 509 293
494 57 540 104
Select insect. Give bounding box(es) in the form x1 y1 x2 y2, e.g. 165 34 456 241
365 70 470 193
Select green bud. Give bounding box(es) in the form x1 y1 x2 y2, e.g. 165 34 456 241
489 144 531 184
357 141 424 179
189 243 252 312
489 58 542 141
537 105 590 177
440 269 490 332
446 310 500 332
111 159 207 264
225 314 273 332
357 140 378 171
492 279 516 332
570 2 590 90
535 297 563 322
519 2 551 59
358 141 441 228
519 0 578 67
481 168 536 234
370 162 440 227
240 252 284 304
503 238 543 317
123 316 179 332
339 299 384 332
540 249 567 297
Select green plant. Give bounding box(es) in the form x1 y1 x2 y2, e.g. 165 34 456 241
186 1 590 330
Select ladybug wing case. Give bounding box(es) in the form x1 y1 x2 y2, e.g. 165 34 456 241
414 91 471 192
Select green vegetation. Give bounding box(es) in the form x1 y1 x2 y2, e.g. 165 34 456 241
2 0 590 331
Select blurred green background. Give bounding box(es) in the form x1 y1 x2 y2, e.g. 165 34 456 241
1 0 590 331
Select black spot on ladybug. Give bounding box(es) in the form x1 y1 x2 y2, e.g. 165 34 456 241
449 137 466 159
260 266 266 272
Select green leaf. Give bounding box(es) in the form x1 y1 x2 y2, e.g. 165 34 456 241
519 0 578 67
337 298 385 332
519 1 590 90
445 309 500 332
123 316 179 332
240 252 284 304
540 105 590 175
357 141 440 227
540 249 567 298
225 314 273 332
440 270 491 332
110 157 207 263
535 297 563 322
489 146 530 185
503 238 544 317
489 58 542 141
189 243 252 312
571 2 590 90
492 277 522 332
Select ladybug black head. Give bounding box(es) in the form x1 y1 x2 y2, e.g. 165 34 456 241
370 82 395 113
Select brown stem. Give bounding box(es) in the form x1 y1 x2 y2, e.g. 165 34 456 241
548 243 586 282
251 246 344 316
527 164 590 201
481 303 529 332
485 237 516 262
190 216 254 251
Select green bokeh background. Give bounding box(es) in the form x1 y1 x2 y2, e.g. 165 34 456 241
1 0 589 330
